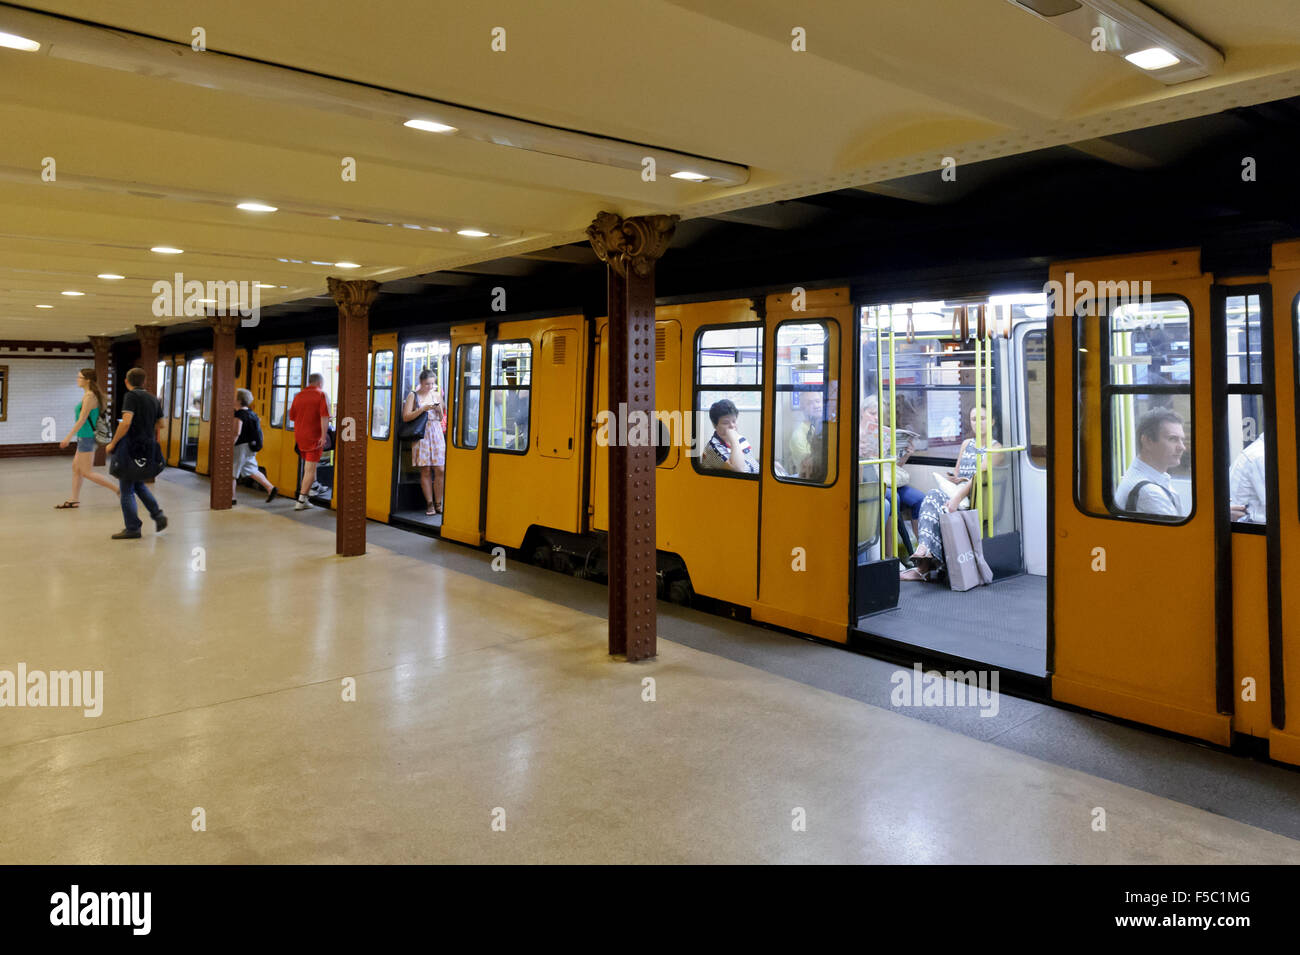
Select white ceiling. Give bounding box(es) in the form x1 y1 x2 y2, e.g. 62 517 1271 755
3 0 1300 340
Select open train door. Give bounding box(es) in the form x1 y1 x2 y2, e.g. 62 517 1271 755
1051 249 1228 745
753 287 855 643
441 323 488 546
1266 241 1300 765
366 333 398 522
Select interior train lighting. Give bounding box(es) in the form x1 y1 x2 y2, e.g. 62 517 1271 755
1006 0 1222 83
1 7 748 186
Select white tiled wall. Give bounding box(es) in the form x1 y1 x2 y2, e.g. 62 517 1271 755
0 358 94 445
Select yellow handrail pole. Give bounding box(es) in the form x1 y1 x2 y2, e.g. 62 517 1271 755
874 307 886 554
889 305 900 559
973 307 983 536
983 320 993 536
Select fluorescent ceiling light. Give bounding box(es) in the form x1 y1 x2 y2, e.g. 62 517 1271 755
404 119 458 134
333 261 360 269
254 283 275 288
151 246 183 254
35 304 53 308
0 31 40 52
671 171 711 182
456 229 489 237
237 201 278 212
0 7 748 186
1125 46 1180 70
1006 0 1221 84
61 290 85 296
97 273 125 280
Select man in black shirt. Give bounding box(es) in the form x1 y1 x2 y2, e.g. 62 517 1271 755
105 366 168 539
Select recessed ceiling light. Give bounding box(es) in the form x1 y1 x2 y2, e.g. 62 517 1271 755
151 246 184 254
35 304 53 309
0 31 40 52
404 119 458 134
61 290 85 296
457 229 490 237
196 299 217 304
670 171 711 182
1124 47 1181 70
334 261 361 269
254 283 275 288
236 201 278 213
97 273 125 280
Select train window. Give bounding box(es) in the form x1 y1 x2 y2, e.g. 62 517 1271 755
1023 329 1047 470
158 363 172 418
1225 293 1267 526
370 350 394 440
773 321 838 486
1075 297 1194 523
0 365 6 422
201 362 212 421
156 361 167 402
172 361 184 419
694 324 762 476
286 356 304 430
270 357 288 427
455 344 482 450
488 341 532 453
308 348 340 420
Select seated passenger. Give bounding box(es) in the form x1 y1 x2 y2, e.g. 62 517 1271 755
861 395 923 554
788 391 825 481
1113 407 1187 518
700 399 759 473
1229 434 1266 523
901 406 1001 582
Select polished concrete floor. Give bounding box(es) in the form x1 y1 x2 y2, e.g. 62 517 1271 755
2 456 1298 864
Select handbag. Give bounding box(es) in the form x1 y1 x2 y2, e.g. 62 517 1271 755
938 509 994 592
397 392 428 440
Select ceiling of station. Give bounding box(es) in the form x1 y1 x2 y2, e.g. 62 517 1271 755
4 0 1300 340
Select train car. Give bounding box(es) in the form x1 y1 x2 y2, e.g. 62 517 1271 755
213 239 1299 768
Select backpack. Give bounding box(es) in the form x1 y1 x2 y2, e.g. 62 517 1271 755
245 410 264 452
92 405 113 446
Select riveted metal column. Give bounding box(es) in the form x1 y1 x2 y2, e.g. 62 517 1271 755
587 212 677 661
205 313 240 510
88 335 114 467
136 324 164 396
328 277 380 557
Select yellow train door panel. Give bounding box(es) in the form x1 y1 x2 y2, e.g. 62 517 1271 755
279 345 307 495
442 324 488 546
252 345 286 491
1267 241 1300 765
753 288 854 643
485 316 587 548
166 355 185 467
195 351 213 475
367 334 398 522
1051 250 1227 744
234 347 249 391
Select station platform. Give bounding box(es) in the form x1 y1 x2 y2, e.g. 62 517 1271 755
2 456 1297 864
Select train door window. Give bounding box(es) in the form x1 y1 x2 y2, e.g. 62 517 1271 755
201 362 212 421
1075 297 1194 522
371 350 394 439
270 357 288 427
285 356 304 431
1023 328 1048 470
694 324 762 476
455 344 481 450
172 361 185 420
488 341 532 453
308 348 340 419
773 321 838 485
1225 293 1267 526
0 366 6 421
158 363 172 418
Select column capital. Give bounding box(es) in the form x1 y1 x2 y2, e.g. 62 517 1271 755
88 335 114 357
203 313 242 336
327 277 380 320
135 324 165 347
586 211 678 279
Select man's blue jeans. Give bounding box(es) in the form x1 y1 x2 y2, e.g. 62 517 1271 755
120 480 161 533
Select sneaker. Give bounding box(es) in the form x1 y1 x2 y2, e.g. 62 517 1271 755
154 513 168 533
112 529 142 540
294 499 310 511
266 488 279 504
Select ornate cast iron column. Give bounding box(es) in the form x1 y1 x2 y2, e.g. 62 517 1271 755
136 324 164 395
205 313 240 510
88 335 114 467
328 277 380 557
587 212 677 661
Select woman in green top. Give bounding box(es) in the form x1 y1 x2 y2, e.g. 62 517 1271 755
56 368 119 508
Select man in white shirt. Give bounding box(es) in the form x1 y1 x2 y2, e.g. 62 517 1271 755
1113 408 1187 518
1229 434 1267 523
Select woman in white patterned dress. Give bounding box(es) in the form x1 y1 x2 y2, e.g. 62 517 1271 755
401 368 446 515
